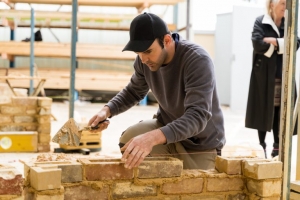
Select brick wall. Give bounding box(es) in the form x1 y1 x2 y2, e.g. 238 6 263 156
0 96 52 152
0 156 284 200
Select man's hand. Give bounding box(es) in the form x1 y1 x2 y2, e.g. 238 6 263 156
88 106 111 127
89 120 110 133
121 129 166 169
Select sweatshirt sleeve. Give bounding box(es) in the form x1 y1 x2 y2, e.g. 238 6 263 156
107 57 149 117
160 54 214 144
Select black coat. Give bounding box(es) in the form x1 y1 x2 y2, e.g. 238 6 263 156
245 14 300 132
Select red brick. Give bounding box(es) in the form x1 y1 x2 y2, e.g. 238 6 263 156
0 169 23 195
112 182 157 199
137 157 182 178
79 158 133 181
207 177 244 192
64 185 109 200
162 178 203 194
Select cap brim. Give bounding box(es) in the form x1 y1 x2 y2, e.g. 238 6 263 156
122 40 154 52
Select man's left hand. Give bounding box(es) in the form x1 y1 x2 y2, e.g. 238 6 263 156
120 129 166 169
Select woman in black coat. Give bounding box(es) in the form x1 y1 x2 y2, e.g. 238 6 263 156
245 0 300 158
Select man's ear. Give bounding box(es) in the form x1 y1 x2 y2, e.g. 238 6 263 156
164 34 172 46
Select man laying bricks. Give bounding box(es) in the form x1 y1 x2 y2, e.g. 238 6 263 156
89 12 226 170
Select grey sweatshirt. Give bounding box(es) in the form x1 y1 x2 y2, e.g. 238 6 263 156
107 35 225 151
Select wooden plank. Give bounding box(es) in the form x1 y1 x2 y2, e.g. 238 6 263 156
4 0 184 7
0 41 136 60
0 10 177 31
0 68 132 91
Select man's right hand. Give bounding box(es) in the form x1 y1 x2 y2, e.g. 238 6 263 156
88 105 111 127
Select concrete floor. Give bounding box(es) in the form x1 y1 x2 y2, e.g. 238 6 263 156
0 100 298 181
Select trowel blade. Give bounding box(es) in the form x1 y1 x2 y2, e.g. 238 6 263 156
52 118 82 146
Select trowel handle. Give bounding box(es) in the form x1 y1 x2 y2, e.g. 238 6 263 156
91 119 109 130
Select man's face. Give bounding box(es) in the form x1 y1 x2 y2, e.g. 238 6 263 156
135 39 167 71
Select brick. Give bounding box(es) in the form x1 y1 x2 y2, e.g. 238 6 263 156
291 191 300 200
57 163 82 183
291 180 300 193
14 116 36 123
0 83 12 104
250 195 280 200
0 195 23 200
12 97 37 106
26 108 37 115
37 116 51 124
215 156 243 175
227 193 248 200
247 179 281 197
25 124 38 131
207 177 244 192
0 168 23 195
79 158 134 181
37 98 52 107
112 182 156 199
30 166 61 191
0 115 12 124
37 143 50 152
38 107 51 115
38 134 51 143
137 157 182 179
24 186 64 200
124 197 179 200
1 106 25 115
37 124 51 134
162 178 203 194
0 125 24 132
243 160 282 179
64 185 109 200
181 195 225 200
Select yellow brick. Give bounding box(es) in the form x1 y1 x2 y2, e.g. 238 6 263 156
37 97 52 107
30 166 61 191
243 160 282 180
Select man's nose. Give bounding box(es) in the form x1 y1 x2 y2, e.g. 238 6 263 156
139 54 148 63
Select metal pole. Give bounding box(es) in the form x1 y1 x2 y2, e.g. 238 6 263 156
29 8 35 95
186 0 190 40
173 4 178 32
69 0 78 118
9 29 15 68
279 0 298 199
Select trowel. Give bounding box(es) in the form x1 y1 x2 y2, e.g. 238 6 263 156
51 118 108 147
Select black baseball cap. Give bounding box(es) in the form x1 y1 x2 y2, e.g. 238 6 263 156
122 12 169 52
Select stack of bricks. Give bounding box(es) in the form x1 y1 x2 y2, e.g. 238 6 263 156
0 164 23 200
20 156 283 200
0 96 52 152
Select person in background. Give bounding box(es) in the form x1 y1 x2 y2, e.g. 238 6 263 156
89 12 225 169
245 0 299 158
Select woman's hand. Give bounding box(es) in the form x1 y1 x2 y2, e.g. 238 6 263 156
263 37 278 46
